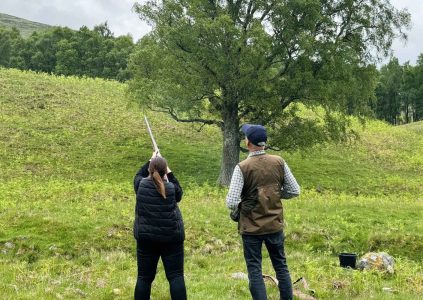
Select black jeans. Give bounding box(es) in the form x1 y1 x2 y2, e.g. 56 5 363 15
242 231 293 300
135 240 187 300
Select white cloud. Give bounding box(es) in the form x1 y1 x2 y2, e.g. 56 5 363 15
389 0 423 64
0 0 150 40
0 0 421 63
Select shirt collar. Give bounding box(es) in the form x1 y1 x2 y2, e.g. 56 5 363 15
248 150 266 157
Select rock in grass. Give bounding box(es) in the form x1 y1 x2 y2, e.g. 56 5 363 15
96 279 106 288
201 244 214 254
231 272 249 280
5 242 15 249
357 252 394 273
113 288 121 295
74 288 87 297
382 287 398 293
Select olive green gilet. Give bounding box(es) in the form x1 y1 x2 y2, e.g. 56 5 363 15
238 153 285 235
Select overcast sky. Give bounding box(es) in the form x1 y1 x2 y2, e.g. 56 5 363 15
0 0 421 65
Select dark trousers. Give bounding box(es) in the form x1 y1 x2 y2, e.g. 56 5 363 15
135 239 187 300
242 231 293 300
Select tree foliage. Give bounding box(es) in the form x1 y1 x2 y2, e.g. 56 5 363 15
0 27 21 67
374 58 403 124
0 23 134 81
129 0 410 184
375 55 423 124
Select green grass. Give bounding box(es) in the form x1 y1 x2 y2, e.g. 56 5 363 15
0 68 422 299
0 13 52 38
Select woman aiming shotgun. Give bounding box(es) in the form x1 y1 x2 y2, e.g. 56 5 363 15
133 119 186 299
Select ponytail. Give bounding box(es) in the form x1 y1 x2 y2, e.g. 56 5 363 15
152 170 166 199
148 157 168 199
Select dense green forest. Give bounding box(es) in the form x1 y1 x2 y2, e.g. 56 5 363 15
0 23 133 81
374 56 423 124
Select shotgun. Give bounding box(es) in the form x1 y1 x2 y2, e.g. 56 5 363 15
145 116 168 181
144 116 159 154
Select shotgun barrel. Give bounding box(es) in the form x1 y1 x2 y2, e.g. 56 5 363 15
144 116 159 153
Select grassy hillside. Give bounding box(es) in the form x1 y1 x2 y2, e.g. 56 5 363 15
0 13 52 37
0 68 422 299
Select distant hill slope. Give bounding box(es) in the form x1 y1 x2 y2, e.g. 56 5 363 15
0 13 52 37
0 68 422 195
0 68 221 185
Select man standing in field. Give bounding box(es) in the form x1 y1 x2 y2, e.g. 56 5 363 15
226 124 300 300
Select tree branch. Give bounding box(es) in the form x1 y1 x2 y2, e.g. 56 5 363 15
243 1 255 31
280 96 298 110
175 40 192 53
260 2 275 22
167 107 223 128
147 105 223 128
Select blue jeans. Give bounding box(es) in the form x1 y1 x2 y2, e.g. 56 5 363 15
135 240 187 300
242 231 293 300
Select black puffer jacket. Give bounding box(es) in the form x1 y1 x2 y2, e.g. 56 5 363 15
133 161 184 242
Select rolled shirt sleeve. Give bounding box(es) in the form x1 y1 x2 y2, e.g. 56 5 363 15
226 165 244 210
281 162 300 199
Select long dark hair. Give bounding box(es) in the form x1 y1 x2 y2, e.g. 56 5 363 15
148 157 167 199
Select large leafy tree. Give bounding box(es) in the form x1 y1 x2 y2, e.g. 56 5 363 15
0 27 24 68
375 55 423 124
0 27 14 66
375 58 404 124
129 0 409 185
403 54 423 122
401 62 417 123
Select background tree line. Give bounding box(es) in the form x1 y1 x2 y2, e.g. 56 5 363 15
374 56 423 125
0 23 134 81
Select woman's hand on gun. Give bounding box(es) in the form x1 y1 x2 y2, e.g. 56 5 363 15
150 150 161 161
149 150 171 175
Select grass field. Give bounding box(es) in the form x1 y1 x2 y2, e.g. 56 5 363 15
0 13 52 38
0 68 422 299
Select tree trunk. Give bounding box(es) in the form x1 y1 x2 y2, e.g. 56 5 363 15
405 103 409 123
217 103 240 186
